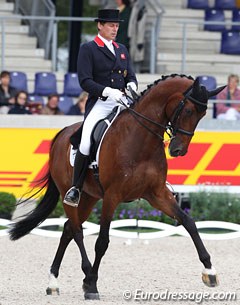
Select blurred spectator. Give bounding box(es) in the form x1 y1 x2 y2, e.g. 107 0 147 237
0 70 17 114
216 74 240 120
40 93 64 115
27 102 43 114
128 0 147 72
8 90 32 115
67 91 88 115
115 0 132 51
27 95 44 114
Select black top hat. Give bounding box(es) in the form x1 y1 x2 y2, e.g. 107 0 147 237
94 9 124 23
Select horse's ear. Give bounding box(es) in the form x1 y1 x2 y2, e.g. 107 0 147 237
193 77 200 89
128 85 139 101
208 85 226 98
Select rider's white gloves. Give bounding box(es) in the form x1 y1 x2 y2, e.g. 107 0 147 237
126 82 137 92
102 87 123 102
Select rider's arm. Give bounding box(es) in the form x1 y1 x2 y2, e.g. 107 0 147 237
77 43 106 98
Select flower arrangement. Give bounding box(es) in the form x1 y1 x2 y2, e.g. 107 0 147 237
88 199 174 225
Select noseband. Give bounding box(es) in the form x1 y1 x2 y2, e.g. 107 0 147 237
122 86 207 141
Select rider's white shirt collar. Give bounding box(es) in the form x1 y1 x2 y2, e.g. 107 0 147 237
98 34 115 55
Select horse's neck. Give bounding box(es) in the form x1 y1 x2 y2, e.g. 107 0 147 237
118 92 168 154
134 90 168 126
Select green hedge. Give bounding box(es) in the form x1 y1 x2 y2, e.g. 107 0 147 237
36 198 174 224
189 191 240 223
1 191 240 224
0 192 16 219
49 192 240 225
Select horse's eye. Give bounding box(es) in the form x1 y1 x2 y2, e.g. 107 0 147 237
184 108 192 116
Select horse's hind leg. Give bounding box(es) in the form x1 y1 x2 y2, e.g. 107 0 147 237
47 192 98 295
83 195 117 300
73 226 92 286
146 189 218 288
65 192 99 294
47 219 73 295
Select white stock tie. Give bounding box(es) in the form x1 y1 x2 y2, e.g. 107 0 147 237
108 42 115 56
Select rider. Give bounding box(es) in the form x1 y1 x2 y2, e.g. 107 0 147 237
63 9 138 207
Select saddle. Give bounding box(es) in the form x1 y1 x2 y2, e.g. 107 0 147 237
70 105 123 167
89 106 121 164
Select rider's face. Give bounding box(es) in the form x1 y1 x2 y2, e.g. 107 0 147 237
98 22 119 41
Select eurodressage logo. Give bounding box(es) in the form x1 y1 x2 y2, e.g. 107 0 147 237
122 289 237 303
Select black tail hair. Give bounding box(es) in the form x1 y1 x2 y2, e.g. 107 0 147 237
9 171 59 240
9 128 67 240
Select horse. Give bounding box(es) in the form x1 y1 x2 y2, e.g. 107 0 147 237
9 74 225 300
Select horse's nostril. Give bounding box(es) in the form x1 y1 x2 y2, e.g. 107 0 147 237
170 149 181 157
169 143 186 157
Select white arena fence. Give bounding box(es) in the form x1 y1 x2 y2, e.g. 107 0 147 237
1 218 240 240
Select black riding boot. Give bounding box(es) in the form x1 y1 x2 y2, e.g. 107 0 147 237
63 150 89 207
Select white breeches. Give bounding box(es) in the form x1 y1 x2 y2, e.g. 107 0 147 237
79 97 128 155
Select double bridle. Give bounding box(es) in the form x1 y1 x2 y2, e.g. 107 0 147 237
120 87 208 141
169 89 207 137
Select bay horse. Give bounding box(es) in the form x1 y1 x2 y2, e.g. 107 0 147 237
9 74 225 300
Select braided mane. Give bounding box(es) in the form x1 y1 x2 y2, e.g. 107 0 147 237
139 74 194 100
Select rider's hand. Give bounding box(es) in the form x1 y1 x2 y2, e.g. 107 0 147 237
102 87 123 102
126 82 137 92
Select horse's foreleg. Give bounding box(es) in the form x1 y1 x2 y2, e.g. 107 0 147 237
83 225 110 300
46 219 73 295
83 197 116 300
147 189 218 287
173 206 218 287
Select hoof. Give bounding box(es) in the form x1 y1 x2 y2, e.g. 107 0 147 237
84 292 100 300
82 282 99 300
46 287 60 295
202 267 219 287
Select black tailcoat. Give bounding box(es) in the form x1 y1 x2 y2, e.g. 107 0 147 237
77 36 137 117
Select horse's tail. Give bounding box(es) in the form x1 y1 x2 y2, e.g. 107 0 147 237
9 171 60 240
9 128 67 241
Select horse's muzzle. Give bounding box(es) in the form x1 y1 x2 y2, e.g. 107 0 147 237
168 141 187 157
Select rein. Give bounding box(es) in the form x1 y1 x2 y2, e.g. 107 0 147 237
120 87 207 141
118 97 172 142
123 101 168 141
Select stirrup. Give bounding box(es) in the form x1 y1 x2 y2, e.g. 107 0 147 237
63 187 80 207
